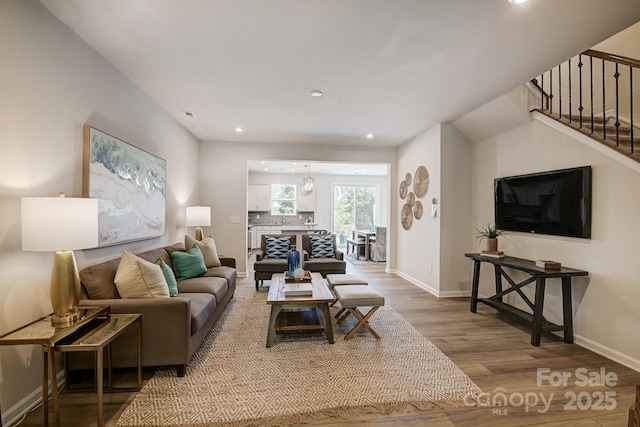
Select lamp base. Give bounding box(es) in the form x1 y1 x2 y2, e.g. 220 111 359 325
50 251 82 327
195 227 204 241
51 310 82 327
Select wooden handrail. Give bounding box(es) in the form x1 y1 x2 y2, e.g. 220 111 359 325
584 49 640 69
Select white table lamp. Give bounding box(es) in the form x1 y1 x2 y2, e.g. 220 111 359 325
186 206 211 240
22 193 98 326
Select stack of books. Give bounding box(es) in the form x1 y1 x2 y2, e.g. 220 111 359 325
535 260 561 269
284 282 313 297
480 250 505 258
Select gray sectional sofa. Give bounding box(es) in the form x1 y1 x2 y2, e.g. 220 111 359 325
76 242 236 376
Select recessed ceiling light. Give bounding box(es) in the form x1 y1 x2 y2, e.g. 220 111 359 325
310 90 323 98
508 0 528 4
183 111 196 119
366 133 374 139
235 127 244 133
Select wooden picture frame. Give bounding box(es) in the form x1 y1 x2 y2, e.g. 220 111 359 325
82 125 166 246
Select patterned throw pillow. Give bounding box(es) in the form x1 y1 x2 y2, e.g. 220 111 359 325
310 235 336 258
264 236 291 259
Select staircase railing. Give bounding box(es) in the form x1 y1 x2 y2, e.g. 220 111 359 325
531 49 639 157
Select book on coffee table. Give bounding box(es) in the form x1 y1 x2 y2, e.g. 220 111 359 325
284 282 313 297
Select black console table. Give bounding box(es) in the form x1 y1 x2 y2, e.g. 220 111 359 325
465 253 588 346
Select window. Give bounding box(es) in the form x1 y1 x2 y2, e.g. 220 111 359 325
270 184 297 215
332 184 377 237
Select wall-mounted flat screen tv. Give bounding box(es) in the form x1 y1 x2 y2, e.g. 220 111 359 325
494 166 592 239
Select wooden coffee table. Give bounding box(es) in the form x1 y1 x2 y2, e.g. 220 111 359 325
266 272 334 347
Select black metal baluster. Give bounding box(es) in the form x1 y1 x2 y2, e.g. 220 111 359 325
631 66 634 153
550 68 554 115
540 74 545 110
579 55 584 128
602 59 607 140
559 63 563 119
590 56 594 134
568 59 571 123
615 63 620 146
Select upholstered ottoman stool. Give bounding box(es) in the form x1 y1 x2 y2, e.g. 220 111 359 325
326 273 368 288
326 274 369 315
333 285 385 340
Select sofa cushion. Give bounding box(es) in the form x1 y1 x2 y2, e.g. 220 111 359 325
80 258 120 299
185 235 221 267
303 257 346 272
253 258 288 273
202 266 237 288
180 292 217 335
171 246 207 280
264 236 290 258
155 259 178 297
114 251 170 299
136 247 173 268
309 235 336 258
177 276 228 303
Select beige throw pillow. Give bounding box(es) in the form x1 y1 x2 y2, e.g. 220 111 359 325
185 235 221 267
114 250 170 298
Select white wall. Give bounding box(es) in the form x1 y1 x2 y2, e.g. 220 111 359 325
440 124 473 296
0 1 200 423
395 124 474 297
200 141 396 275
471 118 640 370
396 125 443 294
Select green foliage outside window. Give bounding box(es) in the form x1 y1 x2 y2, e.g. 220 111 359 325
271 184 297 215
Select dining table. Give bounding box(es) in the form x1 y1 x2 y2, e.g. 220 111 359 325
352 229 376 261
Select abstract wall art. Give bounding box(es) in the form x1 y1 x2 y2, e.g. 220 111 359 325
82 125 166 246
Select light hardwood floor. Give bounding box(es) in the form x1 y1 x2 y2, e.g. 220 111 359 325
16 254 639 426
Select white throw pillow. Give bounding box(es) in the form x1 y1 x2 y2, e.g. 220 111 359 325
185 235 221 267
114 251 170 298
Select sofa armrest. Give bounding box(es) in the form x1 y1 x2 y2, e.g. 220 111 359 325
334 249 344 260
303 250 310 261
80 297 191 359
255 249 265 261
219 257 236 268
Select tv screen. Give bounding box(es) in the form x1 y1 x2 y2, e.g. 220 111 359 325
494 166 592 239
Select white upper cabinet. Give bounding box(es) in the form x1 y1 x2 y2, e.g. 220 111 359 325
248 184 270 211
297 190 315 212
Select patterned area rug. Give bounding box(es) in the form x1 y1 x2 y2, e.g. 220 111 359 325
117 284 483 426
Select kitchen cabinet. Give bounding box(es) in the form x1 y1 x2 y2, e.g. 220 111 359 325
252 225 282 249
297 191 315 212
248 184 270 211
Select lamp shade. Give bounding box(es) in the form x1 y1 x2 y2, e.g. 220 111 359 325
22 196 99 252
186 206 211 227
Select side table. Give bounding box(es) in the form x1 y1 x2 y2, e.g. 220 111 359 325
0 307 142 427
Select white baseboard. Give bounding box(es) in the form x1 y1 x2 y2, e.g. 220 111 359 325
394 270 440 297
573 333 640 373
3 370 65 427
392 270 471 298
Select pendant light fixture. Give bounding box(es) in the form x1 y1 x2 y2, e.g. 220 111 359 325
300 164 315 196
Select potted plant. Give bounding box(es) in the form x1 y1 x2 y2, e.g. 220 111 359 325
476 224 506 252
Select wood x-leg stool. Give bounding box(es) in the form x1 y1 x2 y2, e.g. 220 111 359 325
325 274 368 315
334 285 385 340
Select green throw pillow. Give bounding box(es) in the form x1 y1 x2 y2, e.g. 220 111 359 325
155 259 178 296
171 245 207 280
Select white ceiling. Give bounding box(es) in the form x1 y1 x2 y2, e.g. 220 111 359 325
40 0 640 147
247 160 388 176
